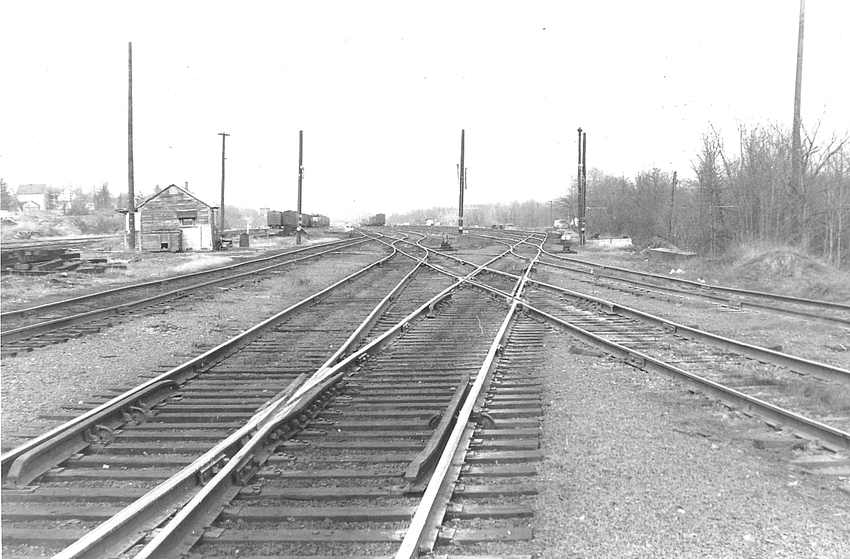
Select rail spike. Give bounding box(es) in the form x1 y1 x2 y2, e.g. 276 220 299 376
83 424 116 446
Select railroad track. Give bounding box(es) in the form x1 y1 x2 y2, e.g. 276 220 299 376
0 235 122 253
1 233 547 558
3 228 848 558
456 233 850 451
406 230 850 452
522 283 850 450
536 247 850 327
0 237 367 358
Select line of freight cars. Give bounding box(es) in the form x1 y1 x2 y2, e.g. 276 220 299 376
361 213 386 226
267 210 330 232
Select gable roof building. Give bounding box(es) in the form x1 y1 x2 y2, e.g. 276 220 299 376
16 184 56 212
135 184 219 251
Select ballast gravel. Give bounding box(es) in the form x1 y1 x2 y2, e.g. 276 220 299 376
0 251 383 439
537 332 850 558
2 244 850 557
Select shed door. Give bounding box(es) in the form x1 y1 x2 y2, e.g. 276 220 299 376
181 225 212 250
181 227 202 250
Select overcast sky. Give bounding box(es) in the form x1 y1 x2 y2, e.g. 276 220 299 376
1 1 847 223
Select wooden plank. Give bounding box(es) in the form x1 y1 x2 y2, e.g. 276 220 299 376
472 439 539 450
267 453 416 464
40 468 178 481
201 528 406 543
438 526 533 543
465 450 544 463
237 486 404 501
221 505 415 522
1 504 124 520
463 464 537 477
446 503 533 519
454 483 537 497
258 468 403 479
1 487 146 503
1 528 89 547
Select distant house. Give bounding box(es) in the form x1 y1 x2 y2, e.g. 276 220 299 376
135 184 219 251
16 184 56 212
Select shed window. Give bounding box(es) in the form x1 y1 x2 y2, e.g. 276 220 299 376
177 210 198 226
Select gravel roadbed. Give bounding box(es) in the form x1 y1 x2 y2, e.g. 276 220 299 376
3 245 849 557
537 329 850 558
1 251 383 440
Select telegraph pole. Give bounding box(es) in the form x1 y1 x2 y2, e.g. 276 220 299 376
218 132 230 233
577 128 587 247
297 131 304 245
458 130 466 235
127 42 136 250
791 0 806 248
581 130 587 246
668 170 678 241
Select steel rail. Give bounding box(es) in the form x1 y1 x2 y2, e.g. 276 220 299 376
523 303 850 453
1 238 369 345
528 278 850 385
114 235 531 558
1 241 394 487
383 237 850 386
49 237 420 558
540 247 850 314
363 233 525 305
1 235 364 322
0 234 121 252
396 238 542 557
536 254 850 328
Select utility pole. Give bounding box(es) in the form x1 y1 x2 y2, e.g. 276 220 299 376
581 130 587 247
668 170 678 241
297 131 304 245
791 0 806 249
218 132 230 234
127 42 136 251
577 128 587 247
458 130 466 235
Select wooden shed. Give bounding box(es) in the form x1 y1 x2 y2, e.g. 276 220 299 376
136 185 219 251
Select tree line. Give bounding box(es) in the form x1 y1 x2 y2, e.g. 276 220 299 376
4 122 847 268
390 123 849 269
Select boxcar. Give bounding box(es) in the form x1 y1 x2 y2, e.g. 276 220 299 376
362 213 385 226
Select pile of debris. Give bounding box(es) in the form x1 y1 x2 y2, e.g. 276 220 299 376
0 247 124 275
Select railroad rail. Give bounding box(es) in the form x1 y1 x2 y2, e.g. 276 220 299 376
0 234 122 253
2 227 847 558
536 246 850 327
1 233 547 558
0 237 367 357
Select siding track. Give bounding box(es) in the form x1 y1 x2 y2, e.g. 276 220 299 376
2 228 848 558
1 238 367 357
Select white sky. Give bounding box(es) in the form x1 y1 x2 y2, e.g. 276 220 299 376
1 1 847 223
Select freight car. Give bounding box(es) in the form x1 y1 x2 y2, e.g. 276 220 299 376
361 213 386 226
267 210 330 234
311 214 330 228
267 210 298 229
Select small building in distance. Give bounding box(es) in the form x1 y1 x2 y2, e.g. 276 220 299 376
16 184 56 212
135 184 219 251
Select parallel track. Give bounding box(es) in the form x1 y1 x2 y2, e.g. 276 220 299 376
2 228 847 558
1 238 366 357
